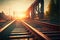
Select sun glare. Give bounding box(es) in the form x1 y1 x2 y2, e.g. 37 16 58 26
14 12 26 20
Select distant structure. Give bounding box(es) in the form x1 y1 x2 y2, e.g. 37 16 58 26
26 0 44 20
49 0 60 25
0 11 7 20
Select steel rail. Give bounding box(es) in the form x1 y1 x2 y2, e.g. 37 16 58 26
21 20 51 40
0 20 15 32
34 20 60 31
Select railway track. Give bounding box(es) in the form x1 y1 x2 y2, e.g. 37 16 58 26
24 19 60 40
0 20 51 40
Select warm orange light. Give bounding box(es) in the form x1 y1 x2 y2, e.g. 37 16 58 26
15 12 26 20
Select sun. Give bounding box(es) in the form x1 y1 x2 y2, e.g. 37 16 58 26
14 12 26 20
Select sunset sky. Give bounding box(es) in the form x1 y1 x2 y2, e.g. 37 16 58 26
0 0 50 16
